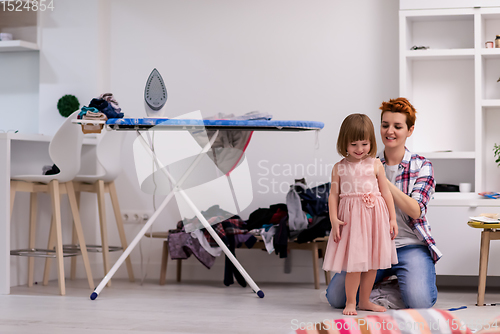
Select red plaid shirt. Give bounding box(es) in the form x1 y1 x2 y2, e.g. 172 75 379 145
202 218 247 247
378 148 442 262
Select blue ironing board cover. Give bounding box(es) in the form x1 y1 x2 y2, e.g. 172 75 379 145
106 118 324 131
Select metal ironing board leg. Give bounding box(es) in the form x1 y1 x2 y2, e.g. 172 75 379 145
135 131 263 297
90 130 218 299
91 130 264 299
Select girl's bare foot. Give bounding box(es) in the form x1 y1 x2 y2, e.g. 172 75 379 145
343 303 357 315
358 301 386 312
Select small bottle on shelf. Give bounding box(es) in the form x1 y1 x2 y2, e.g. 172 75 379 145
496 35 500 48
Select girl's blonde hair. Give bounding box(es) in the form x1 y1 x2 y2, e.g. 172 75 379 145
337 114 377 158
379 97 417 129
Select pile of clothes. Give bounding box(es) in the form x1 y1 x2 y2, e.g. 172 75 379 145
166 180 332 287
77 93 124 134
77 93 124 120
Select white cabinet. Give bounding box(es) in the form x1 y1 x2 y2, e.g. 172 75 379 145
428 206 500 276
400 4 500 202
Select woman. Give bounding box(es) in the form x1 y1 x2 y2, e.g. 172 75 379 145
325 97 441 309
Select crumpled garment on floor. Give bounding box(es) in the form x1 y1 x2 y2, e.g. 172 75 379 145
369 276 406 309
167 232 215 269
191 229 222 257
182 205 234 233
260 225 278 254
202 217 248 248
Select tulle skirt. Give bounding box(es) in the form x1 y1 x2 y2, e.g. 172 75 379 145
322 192 398 273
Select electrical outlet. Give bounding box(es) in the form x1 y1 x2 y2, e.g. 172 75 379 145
122 211 152 224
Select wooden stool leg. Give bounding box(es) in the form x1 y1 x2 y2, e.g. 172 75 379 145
311 243 320 289
325 270 331 285
43 215 56 286
66 182 95 291
49 180 65 296
28 193 37 287
70 191 81 280
319 242 330 285
10 181 16 218
478 230 491 306
69 221 78 280
176 259 182 283
96 180 111 287
109 181 135 282
159 240 168 285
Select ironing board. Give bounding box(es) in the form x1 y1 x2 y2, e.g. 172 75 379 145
86 118 324 300
106 118 325 131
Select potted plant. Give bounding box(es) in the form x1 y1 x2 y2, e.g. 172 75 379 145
57 94 80 117
494 143 500 167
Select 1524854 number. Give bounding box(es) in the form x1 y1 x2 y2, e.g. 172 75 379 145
2 0 54 12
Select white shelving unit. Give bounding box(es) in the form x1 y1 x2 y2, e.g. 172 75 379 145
400 4 500 203
0 8 39 52
400 2 500 277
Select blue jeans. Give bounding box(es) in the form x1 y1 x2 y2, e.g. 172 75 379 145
325 245 437 309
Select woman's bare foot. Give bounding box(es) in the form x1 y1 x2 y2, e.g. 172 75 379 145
358 301 386 312
343 303 357 315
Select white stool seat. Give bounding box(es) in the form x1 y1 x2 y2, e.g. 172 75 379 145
10 111 95 295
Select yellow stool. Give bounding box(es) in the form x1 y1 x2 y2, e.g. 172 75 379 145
468 221 500 306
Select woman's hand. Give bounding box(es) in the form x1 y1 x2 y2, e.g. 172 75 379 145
386 178 421 219
389 219 398 240
331 218 346 243
375 159 399 240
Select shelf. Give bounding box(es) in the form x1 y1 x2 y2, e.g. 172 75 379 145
401 1 499 10
430 192 500 206
403 10 474 20
0 40 38 52
416 151 475 159
481 48 500 58
482 100 500 107
405 49 474 60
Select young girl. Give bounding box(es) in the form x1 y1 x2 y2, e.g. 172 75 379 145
323 113 398 315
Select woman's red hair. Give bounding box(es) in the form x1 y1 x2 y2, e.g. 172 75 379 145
379 97 417 129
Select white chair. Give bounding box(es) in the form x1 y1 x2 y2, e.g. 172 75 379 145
10 111 95 296
70 129 135 284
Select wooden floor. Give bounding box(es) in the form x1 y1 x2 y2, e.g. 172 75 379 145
1 279 500 334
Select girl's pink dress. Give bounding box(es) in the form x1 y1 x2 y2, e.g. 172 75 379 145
322 157 398 273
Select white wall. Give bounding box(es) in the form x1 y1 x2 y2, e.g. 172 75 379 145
106 0 399 216
0 51 39 133
38 0 105 134
11 0 399 286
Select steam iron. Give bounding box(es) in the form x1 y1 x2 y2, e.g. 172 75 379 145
144 68 167 117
